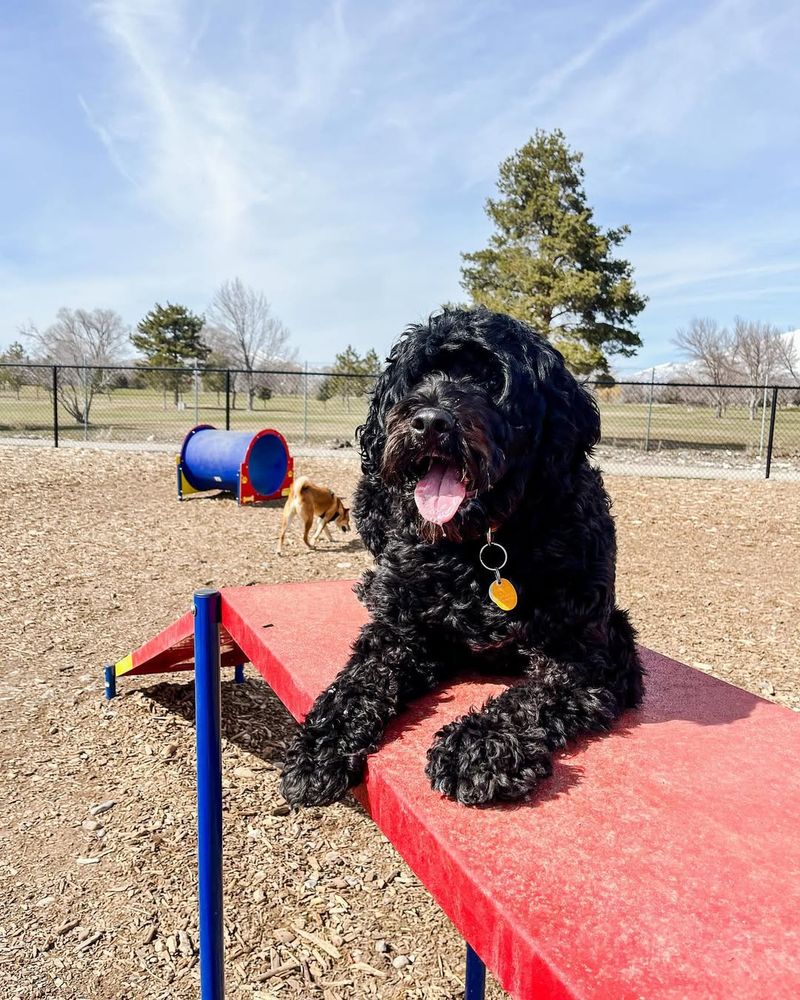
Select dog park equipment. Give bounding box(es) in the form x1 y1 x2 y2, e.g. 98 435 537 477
176 424 293 504
108 581 800 1000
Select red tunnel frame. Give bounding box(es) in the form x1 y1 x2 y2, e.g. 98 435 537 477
177 425 294 505
239 427 294 505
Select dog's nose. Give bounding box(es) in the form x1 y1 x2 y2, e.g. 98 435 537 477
410 407 454 437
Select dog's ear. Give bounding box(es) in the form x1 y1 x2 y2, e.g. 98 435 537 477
532 340 601 465
356 348 407 476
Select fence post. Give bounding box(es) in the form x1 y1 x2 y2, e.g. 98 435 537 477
83 357 89 442
764 386 779 479
644 368 655 451
758 377 769 457
303 363 309 445
225 371 231 430
52 366 59 448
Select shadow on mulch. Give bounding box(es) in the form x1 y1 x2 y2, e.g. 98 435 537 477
140 675 369 816
180 491 286 509
142 675 295 762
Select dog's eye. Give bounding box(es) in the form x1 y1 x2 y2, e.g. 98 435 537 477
433 346 505 396
480 368 504 395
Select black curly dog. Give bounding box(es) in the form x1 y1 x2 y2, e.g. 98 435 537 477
281 307 643 807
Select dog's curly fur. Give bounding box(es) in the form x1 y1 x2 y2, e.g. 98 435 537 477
281 307 643 807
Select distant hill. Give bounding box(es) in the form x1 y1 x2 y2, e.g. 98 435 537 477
616 328 799 385
615 360 699 383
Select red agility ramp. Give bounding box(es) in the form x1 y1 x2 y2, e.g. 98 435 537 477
112 581 800 1000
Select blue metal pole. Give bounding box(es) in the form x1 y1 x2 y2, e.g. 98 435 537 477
465 943 486 1000
234 663 245 684
194 588 225 1000
103 665 116 700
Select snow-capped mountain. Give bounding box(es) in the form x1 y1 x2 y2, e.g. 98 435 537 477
615 360 699 383
616 329 798 384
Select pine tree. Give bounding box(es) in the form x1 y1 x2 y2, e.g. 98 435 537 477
0 341 26 397
131 303 209 405
317 346 382 403
460 129 646 374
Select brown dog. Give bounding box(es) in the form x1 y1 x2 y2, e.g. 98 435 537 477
277 476 351 554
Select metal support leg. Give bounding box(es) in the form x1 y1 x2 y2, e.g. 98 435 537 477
234 663 245 684
194 589 225 1000
104 665 116 700
465 943 486 999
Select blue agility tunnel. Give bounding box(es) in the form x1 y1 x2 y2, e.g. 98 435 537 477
177 425 294 505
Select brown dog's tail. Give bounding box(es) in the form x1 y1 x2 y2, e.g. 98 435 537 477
294 476 311 494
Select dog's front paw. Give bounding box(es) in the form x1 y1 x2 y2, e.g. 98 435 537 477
425 712 552 806
280 732 360 807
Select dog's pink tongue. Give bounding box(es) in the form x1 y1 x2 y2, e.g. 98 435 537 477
414 462 466 524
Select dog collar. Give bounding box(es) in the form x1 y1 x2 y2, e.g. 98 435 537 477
479 530 518 612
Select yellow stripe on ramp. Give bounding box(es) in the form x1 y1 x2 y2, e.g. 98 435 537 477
115 654 134 677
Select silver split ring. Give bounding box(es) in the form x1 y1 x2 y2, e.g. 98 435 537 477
479 541 508 573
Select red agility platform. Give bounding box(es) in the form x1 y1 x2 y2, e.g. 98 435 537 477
114 581 800 1000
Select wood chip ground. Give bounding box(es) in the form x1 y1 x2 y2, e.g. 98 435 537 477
1 445 797 999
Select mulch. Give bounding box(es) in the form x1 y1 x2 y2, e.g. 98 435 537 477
1 445 797 999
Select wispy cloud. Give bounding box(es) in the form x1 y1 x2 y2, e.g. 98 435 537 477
77 94 140 190
1 0 798 365
89 0 268 253
524 0 664 114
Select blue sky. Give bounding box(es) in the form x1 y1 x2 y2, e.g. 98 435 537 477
1 0 798 372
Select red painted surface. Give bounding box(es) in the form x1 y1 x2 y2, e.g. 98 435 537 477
220 582 368 720
124 610 245 676
123 581 800 999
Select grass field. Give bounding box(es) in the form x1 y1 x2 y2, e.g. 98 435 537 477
599 401 800 455
0 386 371 446
1 385 799 457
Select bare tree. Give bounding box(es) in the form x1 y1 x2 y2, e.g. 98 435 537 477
23 308 128 424
673 318 736 418
731 318 787 419
269 361 304 396
207 278 293 410
201 323 241 409
775 330 800 384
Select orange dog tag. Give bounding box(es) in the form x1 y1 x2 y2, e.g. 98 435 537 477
489 577 518 611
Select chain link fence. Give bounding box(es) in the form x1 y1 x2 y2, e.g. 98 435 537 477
1 363 798 479
590 380 800 479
